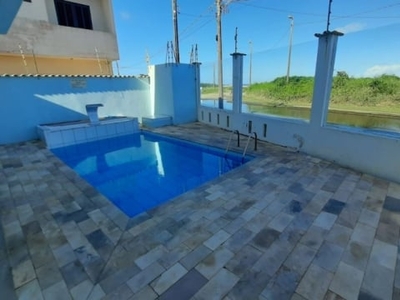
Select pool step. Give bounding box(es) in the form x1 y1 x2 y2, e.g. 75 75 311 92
142 115 172 128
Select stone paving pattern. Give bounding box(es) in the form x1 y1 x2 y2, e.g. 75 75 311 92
1 122 400 300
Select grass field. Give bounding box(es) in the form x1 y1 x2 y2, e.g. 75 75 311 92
201 73 400 115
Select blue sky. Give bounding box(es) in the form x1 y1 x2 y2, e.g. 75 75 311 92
112 0 400 83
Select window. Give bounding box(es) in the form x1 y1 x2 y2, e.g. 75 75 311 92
54 0 93 30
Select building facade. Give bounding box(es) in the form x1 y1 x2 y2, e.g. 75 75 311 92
0 0 118 75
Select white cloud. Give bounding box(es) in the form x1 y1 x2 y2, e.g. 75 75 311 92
120 11 131 21
364 64 400 77
334 22 366 34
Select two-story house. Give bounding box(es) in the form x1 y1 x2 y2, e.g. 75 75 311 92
0 0 119 75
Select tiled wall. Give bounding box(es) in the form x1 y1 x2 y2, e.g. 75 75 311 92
38 118 139 149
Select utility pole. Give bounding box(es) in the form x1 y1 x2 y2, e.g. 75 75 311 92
286 15 294 84
215 0 245 107
145 49 150 70
172 0 180 63
216 0 224 109
249 40 253 86
326 0 333 32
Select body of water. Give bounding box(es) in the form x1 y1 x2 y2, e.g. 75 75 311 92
201 99 400 133
52 131 250 217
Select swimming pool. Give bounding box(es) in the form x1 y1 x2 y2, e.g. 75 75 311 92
52 131 252 217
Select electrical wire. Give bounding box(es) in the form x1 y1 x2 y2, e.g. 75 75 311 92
119 1 400 74
179 2 215 38
234 1 400 21
333 2 400 19
234 2 326 18
180 17 214 41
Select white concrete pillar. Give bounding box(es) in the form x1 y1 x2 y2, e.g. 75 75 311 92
193 62 202 113
148 65 156 116
231 52 246 114
310 31 343 128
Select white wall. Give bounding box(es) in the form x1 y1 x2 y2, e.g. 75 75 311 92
100 0 116 35
149 64 199 124
0 18 118 60
0 76 151 144
198 31 400 184
18 0 49 21
0 0 118 60
17 0 114 32
45 0 58 24
198 106 400 184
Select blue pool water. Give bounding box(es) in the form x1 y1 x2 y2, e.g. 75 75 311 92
52 131 251 217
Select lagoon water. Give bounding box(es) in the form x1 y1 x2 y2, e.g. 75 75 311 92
201 99 400 133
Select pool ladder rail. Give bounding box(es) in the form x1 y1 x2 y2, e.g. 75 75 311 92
225 130 257 159
243 131 257 158
225 130 240 154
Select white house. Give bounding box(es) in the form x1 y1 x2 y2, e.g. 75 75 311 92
0 0 118 75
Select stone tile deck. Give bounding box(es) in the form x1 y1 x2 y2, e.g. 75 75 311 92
1 122 400 300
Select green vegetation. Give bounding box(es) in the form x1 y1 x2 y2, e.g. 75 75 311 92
201 73 400 114
245 76 314 106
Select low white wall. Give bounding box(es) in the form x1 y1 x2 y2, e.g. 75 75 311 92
0 76 151 144
199 106 400 183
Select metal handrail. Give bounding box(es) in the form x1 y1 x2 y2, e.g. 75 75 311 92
225 130 240 155
242 132 257 158
235 130 240 147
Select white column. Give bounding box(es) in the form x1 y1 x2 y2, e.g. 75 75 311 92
231 52 246 114
310 31 343 128
193 62 202 116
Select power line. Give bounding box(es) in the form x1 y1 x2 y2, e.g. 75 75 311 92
180 17 213 41
124 2 214 68
179 3 214 37
255 28 290 54
139 1 393 67
335 15 400 19
234 1 400 20
118 1 400 74
333 2 400 19
234 2 326 17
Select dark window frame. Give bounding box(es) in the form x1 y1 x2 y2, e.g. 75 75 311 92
54 0 93 30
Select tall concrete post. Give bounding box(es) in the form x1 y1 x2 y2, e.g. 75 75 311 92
216 0 224 110
192 62 202 119
231 52 246 114
310 31 343 128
